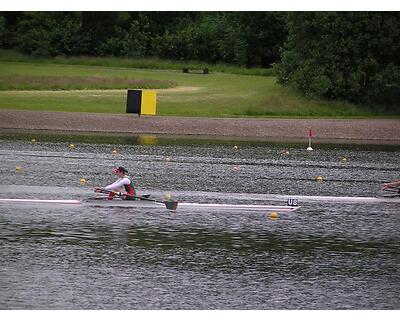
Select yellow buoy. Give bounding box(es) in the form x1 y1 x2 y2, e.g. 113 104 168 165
31 138 37 144
112 149 118 155
341 157 347 162
315 175 324 182
15 166 22 173
285 150 290 155
79 178 87 185
68 143 75 149
233 145 239 150
232 165 239 171
270 211 279 219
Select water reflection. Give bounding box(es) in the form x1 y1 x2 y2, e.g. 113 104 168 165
137 135 159 146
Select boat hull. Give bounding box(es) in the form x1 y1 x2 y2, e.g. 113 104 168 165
178 202 299 212
0 198 299 212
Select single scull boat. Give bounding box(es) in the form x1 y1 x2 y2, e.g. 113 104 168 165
0 197 300 212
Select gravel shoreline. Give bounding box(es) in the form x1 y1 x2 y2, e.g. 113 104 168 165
1 109 400 145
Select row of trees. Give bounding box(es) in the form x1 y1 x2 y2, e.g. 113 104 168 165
0 12 399 107
0 12 286 68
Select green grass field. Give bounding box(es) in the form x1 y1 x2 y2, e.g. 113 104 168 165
0 56 394 118
0 50 273 76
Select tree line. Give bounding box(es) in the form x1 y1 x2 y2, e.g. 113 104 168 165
0 12 286 68
0 12 399 108
276 12 400 108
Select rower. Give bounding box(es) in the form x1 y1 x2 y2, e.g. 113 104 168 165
95 166 136 200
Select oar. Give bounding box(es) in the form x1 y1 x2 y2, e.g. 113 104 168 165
381 187 400 197
384 187 400 193
132 195 178 210
94 189 178 210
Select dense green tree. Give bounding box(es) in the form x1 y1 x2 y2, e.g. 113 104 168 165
79 12 129 55
235 12 286 67
13 12 56 55
276 12 400 106
152 12 286 66
1 12 81 56
50 12 82 55
0 12 24 48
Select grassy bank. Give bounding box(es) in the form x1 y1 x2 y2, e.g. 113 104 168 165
0 50 273 77
0 53 397 118
0 75 176 91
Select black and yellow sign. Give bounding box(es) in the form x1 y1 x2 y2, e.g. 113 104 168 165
126 89 157 116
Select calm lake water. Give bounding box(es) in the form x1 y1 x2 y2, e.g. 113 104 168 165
0 134 399 309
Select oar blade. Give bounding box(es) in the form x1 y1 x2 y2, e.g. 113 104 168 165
165 200 178 211
385 187 400 193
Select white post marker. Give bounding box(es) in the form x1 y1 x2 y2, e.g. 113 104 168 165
307 128 313 151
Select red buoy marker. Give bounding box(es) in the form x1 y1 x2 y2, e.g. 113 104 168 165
307 128 314 151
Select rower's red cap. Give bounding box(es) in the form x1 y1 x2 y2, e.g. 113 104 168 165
113 166 128 174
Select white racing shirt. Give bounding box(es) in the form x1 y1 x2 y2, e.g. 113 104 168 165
104 177 131 192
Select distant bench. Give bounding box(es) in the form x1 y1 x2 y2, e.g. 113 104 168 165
182 68 209 74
